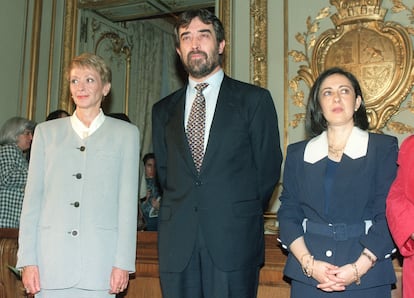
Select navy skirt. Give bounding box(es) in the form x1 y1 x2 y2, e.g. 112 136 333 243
291 280 391 298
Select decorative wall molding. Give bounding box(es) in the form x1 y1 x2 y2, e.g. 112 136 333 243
385 0 414 134
46 0 57 116
59 0 78 114
93 28 132 114
219 0 232 75
288 0 414 133
27 0 43 120
250 0 268 87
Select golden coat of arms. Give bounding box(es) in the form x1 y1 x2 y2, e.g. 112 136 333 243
292 0 414 132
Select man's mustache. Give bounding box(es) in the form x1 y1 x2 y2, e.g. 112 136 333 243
188 51 207 59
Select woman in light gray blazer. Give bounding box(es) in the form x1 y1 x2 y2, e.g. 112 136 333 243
17 53 140 298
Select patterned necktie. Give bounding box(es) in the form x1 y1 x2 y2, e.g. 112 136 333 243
187 83 209 172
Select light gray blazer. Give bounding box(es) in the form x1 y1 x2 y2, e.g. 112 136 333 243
17 116 140 290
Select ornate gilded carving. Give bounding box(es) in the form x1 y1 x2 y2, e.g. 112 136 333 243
59 0 78 114
250 0 267 87
289 0 414 132
288 7 330 129
84 12 132 115
387 0 414 36
385 0 414 134
93 29 132 114
218 0 232 75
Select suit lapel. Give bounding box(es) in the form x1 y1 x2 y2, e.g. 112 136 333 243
171 76 233 175
200 76 232 173
167 87 199 174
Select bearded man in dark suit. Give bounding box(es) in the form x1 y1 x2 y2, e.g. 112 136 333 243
152 8 283 298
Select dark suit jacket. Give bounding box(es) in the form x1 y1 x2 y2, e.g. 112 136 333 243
152 75 283 272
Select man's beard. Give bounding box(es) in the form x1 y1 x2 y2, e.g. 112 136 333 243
184 50 220 79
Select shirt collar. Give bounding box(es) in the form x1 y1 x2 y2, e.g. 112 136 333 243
304 126 369 164
70 109 105 139
188 69 224 93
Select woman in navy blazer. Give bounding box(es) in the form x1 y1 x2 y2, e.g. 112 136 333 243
277 67 398 297
17 53 140 297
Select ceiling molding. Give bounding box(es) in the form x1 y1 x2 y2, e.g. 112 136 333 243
78 0 215 21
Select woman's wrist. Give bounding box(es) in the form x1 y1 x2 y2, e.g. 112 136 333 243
360 250 376 267
355 252 374 277
351 263 361 285
300 253 314 277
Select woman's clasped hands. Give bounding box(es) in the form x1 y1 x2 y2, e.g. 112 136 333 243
302 255 364 292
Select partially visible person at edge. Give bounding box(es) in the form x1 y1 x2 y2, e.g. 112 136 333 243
0 116 36 228
17 52 140 298
139 153 162 231
386 136 414 298
152 8 282 298
46 109 70 121
277 67 398 297
22 109 70 163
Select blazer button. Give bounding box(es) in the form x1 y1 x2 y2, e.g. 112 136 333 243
71 201 80 208
70 229 79 237
325 250 333 257
79 146 86 152
73 173 82 179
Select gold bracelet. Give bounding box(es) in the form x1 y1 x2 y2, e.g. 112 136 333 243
361 251 376 267
301 254 314 278
352 263 361 285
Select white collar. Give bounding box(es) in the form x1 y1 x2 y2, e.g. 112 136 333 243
304 127 369 164
188 69 224 93
70 109 105 139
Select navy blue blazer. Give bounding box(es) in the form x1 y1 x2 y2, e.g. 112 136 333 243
152 75 283 272
277 129 398 289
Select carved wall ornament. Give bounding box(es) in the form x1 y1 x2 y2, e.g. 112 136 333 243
390 0 414 32
385 0 414 134
94 29 132 114
59 0 78 114
289 0 414 132
288 7 331 129
218 0 232 75
250 0 268 87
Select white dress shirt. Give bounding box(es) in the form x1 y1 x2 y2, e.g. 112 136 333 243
184 69 224 151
